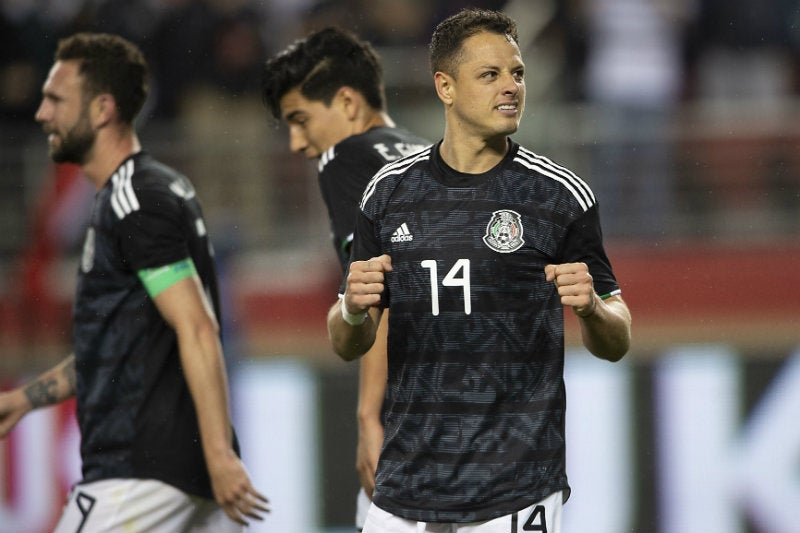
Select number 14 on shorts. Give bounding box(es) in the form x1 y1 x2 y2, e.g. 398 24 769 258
511 505 547 532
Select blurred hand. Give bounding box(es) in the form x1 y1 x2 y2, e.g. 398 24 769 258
208 450 270 525
356 419 384 499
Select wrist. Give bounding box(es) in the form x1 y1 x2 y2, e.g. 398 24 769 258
574 292 598 318
341 299 368 326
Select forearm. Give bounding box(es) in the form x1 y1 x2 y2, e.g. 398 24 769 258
178 323 235 460
24 355 77 409
327 300 380 361
577 295 631 362
357 311 388 425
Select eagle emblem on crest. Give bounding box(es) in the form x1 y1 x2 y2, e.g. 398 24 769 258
483 209 524 253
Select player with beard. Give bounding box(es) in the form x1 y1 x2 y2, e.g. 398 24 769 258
0 33 268 532
262 27 429 531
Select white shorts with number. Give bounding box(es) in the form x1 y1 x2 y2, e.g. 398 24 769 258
363 490 563 533
53 478 243 533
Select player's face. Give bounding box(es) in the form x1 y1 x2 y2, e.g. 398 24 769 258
280 88 352 159
35 60 96 165
448 31 525 140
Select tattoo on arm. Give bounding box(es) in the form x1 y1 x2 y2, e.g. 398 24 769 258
24 379 59 408
23 356 77 408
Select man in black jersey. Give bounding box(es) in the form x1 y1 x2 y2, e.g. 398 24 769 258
328 8 632 533
0 33 268 531
261 27 428 531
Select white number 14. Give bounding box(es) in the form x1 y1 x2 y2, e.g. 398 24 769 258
420 259 471 316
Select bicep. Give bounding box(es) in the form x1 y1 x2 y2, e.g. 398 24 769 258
151 275 218 334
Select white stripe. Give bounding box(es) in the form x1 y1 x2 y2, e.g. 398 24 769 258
110 160 141 220
515 149 595 211
122 160 140 212
360 147 431 209
517 147 595 205
318 146 335 172
516 157 591 212
115 170 131 213
110 175 125 219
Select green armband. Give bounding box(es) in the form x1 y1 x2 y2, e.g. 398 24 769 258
137 258 197 298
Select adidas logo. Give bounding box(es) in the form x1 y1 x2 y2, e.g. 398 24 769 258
390 223 413 243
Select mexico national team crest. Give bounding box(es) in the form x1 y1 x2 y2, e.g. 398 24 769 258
483 209 524 253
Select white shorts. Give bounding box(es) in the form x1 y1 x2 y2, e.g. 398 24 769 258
356 487 371 531
363 490 563 533
53 478 243 533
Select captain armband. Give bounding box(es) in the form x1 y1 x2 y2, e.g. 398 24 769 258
137 257 197 298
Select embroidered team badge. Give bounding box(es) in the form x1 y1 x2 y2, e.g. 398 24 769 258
483 209 524 253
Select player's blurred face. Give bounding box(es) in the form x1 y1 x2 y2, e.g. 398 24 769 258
447 31 525 140
35 60 97 165
280 88 352 159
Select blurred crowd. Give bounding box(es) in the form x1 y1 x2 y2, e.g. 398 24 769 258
2 0 799 126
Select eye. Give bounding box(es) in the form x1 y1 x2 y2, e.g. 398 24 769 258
481 71 498 80
290 116 308 127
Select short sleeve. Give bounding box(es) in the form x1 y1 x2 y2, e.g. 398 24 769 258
559 205 620 298
337 210 383 297
117 188 190 272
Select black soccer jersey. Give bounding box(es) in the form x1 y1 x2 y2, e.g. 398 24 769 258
72 151 237 499
317 126 428 271
348 140 621 522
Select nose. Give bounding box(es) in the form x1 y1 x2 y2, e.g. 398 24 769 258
34 99 49 124
502 74 521 95
288 126 308 155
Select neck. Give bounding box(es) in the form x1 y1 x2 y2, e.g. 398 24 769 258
356 109 395 135
439 127 508 174
83 128 141 190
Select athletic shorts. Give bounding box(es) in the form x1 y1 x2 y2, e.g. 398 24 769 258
362 490 563 533
53 478 243 533
356 487 371 531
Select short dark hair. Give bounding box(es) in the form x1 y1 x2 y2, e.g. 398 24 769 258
55 32 149 125
429 8 519 77
261 27 387 120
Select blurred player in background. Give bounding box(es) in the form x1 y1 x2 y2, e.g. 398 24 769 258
328 8 632 533
261 26 429 532
0 32 268 532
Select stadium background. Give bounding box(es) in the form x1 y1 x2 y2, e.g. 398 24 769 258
1 1 799 532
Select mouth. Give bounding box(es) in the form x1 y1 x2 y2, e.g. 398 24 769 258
496 103 519 115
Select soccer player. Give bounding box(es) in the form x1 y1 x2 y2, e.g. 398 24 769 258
327 8 632 533
0 33 268 531
261 27 429 531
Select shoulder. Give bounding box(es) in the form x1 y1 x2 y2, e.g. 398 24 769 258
125 152 183 190
359 144 433 210
511 143 597 213
324 127 430 172
108 153 191 220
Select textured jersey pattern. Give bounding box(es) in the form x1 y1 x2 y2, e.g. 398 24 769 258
351 140 619 522
73 152 230 499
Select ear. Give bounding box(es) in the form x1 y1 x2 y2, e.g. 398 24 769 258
90 93 116 128
335 86 360 121
434 71 454 106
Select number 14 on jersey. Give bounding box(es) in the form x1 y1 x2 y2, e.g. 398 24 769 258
420 259 471 316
